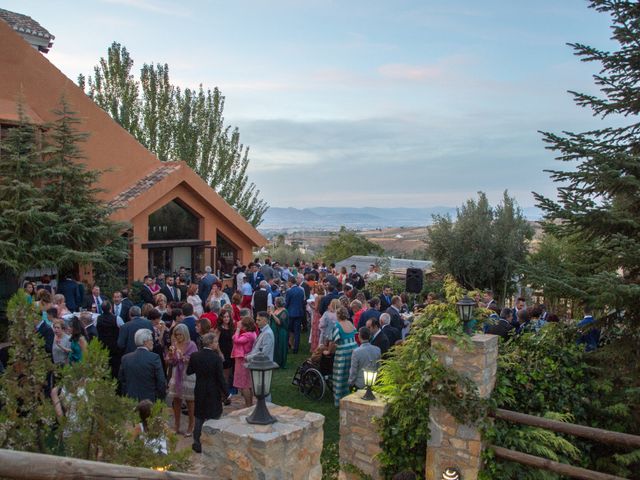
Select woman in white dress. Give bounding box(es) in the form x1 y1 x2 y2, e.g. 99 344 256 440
206 281 230 308
186 284 203 318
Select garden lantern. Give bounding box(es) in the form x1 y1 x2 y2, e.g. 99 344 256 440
442 467 461 480
246 351 279 425
456 295 475 322
362 368 378 401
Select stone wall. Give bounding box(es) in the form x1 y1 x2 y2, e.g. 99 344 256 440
426 334 498 480
338 392 387 480
200 404 324 480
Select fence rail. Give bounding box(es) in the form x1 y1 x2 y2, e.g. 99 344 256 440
493 408 640 448
0 449 209 480
491 408 640 480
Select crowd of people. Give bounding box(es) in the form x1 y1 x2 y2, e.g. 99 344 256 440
12 258 599 454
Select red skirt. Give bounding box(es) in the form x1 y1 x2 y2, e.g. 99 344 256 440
241 295 252 308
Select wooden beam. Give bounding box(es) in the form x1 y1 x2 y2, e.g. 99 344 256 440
491 446 627 480
0 449 209 480
493 408 640 449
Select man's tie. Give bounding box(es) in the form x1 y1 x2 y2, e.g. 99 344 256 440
95 296 102 314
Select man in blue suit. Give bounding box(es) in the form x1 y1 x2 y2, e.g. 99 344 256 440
117 306 153 355
198 266 218 304
119 329 166 402
285 277 306 354
57 273 81 312
181 303 199 343
248 263 265 291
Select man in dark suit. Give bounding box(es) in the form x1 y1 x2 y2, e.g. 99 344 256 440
187 332 227 453
379 286 393 312
35 312 54 354
367 317 390 356
119 328 166 402
112 291 131 324
181 303 198 343
160 275 180 303
198 266 218 303
117 306 153 355
57 273 81 312
319 284 340 315
140 276 156 305
285 277 306 354
380 313 402 346
83 285 108 314
246 263 264 292
385 296 404 331
358 298 382 329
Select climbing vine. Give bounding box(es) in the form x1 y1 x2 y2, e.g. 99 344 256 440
375 276 489 478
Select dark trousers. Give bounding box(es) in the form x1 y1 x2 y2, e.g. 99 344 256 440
290 316 303 353
193 417 206 449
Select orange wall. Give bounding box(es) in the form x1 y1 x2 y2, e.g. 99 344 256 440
0 21 160 199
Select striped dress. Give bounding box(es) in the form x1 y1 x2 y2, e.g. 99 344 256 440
332 321 357 406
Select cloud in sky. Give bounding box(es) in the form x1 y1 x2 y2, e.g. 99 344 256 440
100 0 191 17
2 0 618 210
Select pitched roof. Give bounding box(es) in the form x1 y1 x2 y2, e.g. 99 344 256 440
109 162 182 209
0 8 54 52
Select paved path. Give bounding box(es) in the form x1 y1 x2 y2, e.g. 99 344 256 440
168 394 251 474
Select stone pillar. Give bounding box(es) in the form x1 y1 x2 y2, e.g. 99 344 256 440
200 404 324 480
426 334 498 480
339 392 387 480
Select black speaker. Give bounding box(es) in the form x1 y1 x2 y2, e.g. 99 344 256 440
405 268 423 294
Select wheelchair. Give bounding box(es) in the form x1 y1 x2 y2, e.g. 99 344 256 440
292 353 334 401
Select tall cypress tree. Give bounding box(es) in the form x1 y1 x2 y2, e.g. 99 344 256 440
533 0 640 332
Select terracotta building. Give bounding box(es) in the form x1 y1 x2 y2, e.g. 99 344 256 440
0 11 266 283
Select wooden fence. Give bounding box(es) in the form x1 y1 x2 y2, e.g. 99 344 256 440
490 408 640 480
0 449 209 480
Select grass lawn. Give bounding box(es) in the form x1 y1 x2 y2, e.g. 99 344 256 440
270 333 340 476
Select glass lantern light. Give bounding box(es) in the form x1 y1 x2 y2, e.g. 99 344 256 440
362 368 378 401
442 467 461 480
246 351 279 425
456 295 476 334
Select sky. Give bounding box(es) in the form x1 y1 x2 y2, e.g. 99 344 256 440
4 0 617 209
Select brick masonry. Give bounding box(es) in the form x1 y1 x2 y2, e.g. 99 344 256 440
200 403 325 480
426 334 498 480
338 392 387 480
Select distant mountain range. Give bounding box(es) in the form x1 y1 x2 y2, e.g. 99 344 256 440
259 206 543 232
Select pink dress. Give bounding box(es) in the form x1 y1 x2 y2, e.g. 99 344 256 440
231 330 257 389
310 300 322 352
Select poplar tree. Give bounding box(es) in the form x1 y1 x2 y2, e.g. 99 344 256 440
79 42 268 226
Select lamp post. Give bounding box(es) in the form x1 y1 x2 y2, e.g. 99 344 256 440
456 295 476 335
246 351 279 425
362 368 378 401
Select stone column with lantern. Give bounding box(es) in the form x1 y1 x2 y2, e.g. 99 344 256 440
425 332 498 480
199 351 324 479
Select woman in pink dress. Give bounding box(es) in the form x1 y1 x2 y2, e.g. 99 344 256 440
231 316 257 407
310 284 324 351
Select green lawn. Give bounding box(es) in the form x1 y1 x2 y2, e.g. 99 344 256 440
270 334 340 448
